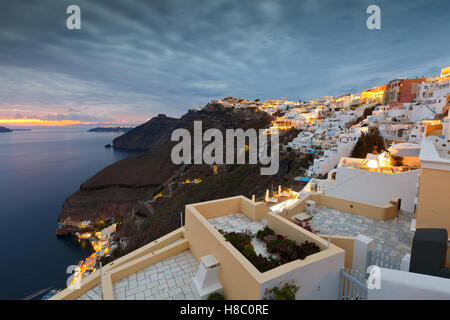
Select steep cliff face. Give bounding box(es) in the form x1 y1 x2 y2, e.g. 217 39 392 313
57 103 274 235
57 142 178 234
112 114 186 150
112 104 272 151
57 102 309 257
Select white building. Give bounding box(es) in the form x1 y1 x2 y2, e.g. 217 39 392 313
303 150 421 213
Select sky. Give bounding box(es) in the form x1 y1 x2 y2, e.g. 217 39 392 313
0 0 449 126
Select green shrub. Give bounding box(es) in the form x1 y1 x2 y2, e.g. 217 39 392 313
391 155 404 166
220 229 281 272
220 228 320 273
208 292 225 300
222 230 253 252
248 254 281 272
256 227 275 241
266 237 296 254
264 281 300 300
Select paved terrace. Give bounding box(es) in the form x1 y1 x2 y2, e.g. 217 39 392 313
208 209 414 264
311 206 414 260
113 250 200 300
77 285 101 300
208 213 271 258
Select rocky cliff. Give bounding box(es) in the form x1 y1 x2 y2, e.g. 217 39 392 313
112 114 185 150
57 102 310 257
58 103 273 234
112 103 270 151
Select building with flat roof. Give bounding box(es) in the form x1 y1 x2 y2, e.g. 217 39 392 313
384 78 426 108
360 85 387 104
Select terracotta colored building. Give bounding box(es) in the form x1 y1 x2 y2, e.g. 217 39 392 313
384 78 426 108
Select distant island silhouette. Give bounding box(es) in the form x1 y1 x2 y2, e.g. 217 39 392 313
0 126 12 133
88 127 134 133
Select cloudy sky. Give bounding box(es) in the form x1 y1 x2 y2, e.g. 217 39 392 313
0 0 449 125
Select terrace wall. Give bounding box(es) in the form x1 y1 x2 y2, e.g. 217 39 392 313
284 193 398 221
52 195 347 300
261 212 344 299
51 227 187 300
186 196 344 300
185 198 262 300
319 235 354 270
416 168 450 235
328 166 419 213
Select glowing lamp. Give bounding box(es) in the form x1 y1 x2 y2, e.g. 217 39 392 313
366 160 378 169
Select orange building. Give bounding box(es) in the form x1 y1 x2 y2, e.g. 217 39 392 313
384 78 426 108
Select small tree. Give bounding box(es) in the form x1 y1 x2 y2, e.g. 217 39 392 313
391 156 404 167
351 127 386 159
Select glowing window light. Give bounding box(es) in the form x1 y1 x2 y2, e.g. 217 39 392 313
366 160 379 169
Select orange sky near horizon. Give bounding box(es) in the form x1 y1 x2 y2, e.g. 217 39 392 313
0 118 106 127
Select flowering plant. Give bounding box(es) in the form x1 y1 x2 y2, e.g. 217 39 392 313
264 281 300 300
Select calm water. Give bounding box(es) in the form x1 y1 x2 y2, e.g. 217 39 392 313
0 127 138 299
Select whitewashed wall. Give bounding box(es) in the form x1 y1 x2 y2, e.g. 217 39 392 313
325 167 420 213
368 267 450 300
260 251 345 300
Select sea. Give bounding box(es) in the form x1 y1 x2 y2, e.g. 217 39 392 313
0 127 138 299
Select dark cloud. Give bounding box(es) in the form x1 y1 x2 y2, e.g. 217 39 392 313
0 0 449 122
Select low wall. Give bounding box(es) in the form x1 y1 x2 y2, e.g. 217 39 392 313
260 248 344 300
50 268 102 300
319 235 355 270
261 212 345 299
266 212 329 251
185 201 262 300
186 196 345 300
192 196 241 219
51 227 186 300
194 196 271 222
319 194 398 220
283 193 398 221
105 227 186 270
108 240 189 284
367 267 450 299
53 195 348 300
329 166 420 213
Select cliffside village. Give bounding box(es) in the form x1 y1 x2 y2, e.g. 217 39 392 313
198 66 450 180
53 65 450 300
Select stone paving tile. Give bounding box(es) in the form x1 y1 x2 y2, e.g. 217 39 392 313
209 213 267 235
311 206 414 261
113 250 200 300
76 285 101 300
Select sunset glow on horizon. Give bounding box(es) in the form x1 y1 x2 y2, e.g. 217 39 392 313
0 118 105 127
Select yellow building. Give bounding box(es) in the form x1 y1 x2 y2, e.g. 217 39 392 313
441 66 450 79
360 85 387 104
